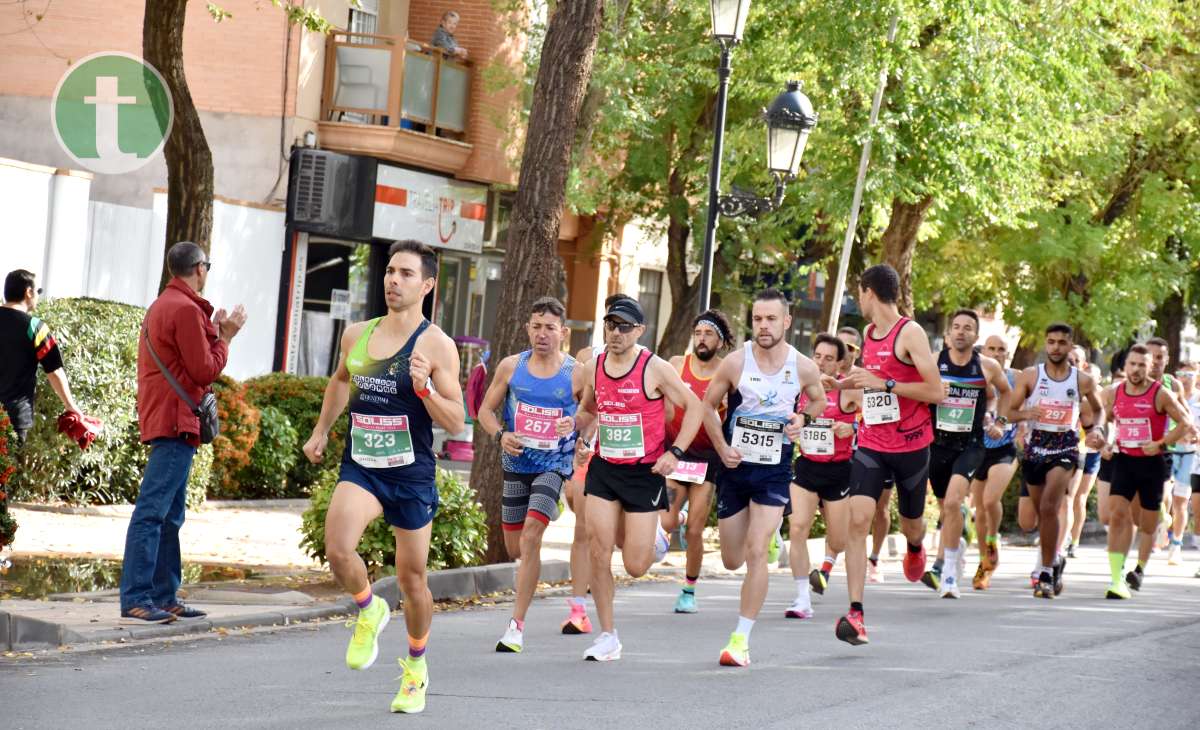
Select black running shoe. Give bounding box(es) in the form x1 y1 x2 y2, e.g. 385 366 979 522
1052 555 1065 596
1033 571 1054 599
920 570 941 592
1066 544 1077 559
809 568 827 595
1125 569 1142 592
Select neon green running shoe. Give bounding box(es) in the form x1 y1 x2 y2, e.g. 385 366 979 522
391 656 429 714
345 596 389 670
718 632 750 667
767 527 782 565
1105 581 1131 600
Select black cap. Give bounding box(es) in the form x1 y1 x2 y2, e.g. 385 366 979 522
604 298 644 325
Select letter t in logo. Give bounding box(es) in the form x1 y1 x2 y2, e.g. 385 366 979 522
84 76 137 164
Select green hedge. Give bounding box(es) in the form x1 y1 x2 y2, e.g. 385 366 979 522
243 373 344 492
11 298 210 507
300 468 487 576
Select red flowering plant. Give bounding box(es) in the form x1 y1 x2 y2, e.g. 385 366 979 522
0 406 18 549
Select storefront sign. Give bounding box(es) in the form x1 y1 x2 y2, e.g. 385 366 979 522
373 165 487 254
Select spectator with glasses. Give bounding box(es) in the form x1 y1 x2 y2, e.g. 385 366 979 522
118 242 246 624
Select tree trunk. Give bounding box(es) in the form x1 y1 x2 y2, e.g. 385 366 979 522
1010 342 1038 370
145 0 214 291
470 0 605 565
1154 290 1185 372
879 195 933 317
654 162 699 358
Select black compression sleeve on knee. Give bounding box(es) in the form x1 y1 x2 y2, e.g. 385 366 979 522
907 541 922 554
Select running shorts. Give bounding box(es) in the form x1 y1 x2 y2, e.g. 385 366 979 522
338 459 437 530
502 470 567 530
848 446 930 520
793 457 852 503
1109 453 1169 510
929 443 986 499
717 462 792 519
585 456 668 513
977 442 1017 479
1022 454 1078 487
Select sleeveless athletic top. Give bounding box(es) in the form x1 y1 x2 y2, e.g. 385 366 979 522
932 349 988 449
797 386 855 463
724 341 804 466
341 318 435 486
1024 363 1080 460
983 368 1018 449
594 349 665 465
1113 381 1167 457
502 350 578 474
858 317 932 453
666 354 721 451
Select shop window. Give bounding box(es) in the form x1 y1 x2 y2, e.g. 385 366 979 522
638 269 663 349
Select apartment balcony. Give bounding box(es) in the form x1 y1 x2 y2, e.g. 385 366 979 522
318 31 473 174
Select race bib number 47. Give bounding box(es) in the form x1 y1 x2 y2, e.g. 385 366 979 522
598 412 646 459
350 413 415 469
936 396 976 433
514 402 562 451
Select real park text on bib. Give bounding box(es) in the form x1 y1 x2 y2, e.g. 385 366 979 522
350 413 415 468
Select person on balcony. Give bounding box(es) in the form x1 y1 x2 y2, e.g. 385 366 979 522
431 11 468 60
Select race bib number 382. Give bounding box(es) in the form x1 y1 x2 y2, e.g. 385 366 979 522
598 412 646 459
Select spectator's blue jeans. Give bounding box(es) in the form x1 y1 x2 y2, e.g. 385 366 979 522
119 438 196 611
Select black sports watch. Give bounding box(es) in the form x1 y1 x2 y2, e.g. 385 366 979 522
885 378 897 393
668 445 686 459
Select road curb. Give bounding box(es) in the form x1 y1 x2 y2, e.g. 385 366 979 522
1 559 574 651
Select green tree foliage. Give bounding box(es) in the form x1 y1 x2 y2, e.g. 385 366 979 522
521 0 1197 349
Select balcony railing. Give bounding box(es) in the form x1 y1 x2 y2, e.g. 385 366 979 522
320 31 471 137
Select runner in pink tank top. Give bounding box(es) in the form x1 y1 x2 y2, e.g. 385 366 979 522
1091 344 1193 599
859 316 932 452
827 264 944 647
577 297 706 662
786 334 862 620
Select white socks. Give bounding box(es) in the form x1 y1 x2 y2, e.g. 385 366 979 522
794 577 811 604
943 546 961 580
735 615 755 638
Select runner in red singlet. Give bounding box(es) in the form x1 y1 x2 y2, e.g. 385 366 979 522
829 264 944 645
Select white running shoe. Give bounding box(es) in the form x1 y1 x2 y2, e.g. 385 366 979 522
583 631 622 661
654 525 670 563
868 561 884 583
495 618 523 653
940 575 961 599
785 599 814 619
1167 544 1182 565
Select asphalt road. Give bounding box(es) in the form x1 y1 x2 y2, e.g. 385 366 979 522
4 545 1200 729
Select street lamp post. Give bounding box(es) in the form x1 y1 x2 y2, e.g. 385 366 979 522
699 0 817 312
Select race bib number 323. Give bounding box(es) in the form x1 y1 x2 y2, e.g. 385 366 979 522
350 413 415 468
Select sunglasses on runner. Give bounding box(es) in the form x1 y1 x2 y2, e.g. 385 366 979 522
604 319 638 334
1176 371 1196 379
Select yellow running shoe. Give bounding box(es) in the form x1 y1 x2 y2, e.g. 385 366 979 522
345 596 389 670
391 656 428 714
718 632 750 667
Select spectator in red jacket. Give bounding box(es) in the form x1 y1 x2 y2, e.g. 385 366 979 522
119 241 246 624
